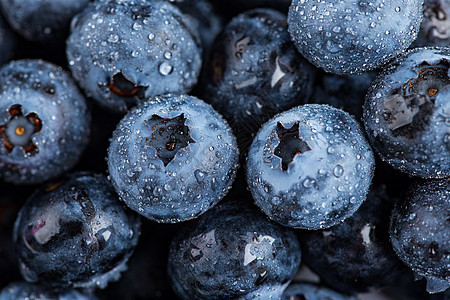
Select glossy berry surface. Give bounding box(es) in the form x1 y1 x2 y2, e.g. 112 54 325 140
0 281 97 300
363 47 450 179
168 200 301 299
0 0 89 42
0 59 90 185
390 178 450 294
299 185 402 293
281 283 358 300
13 172 141 289
246 104 375 229
288 0 424 74
107 94 239 223
200 8 314 148
67 0 202 113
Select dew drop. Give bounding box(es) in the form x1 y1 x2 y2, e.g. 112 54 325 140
333 165 344 178
159 62 173 76
194 169 207 183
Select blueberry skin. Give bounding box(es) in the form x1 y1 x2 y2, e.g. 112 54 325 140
246 104 375 229
299 185 403 294
413 0 450 47
67 0 202 113
0 281 97 300
0 59 90 185
167 200 301 299
13 172 141 289
200 9 315 145
0 0 89 42
107 94 239 223
363 47 450 179
390 178 450 294
281 283 358 300
288 0 424 75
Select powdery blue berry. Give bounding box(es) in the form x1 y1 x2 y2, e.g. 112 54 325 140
363 47 450 179
0 59 90 185
288 0 424 74
168 200 301 299
246 104 375 229
67 0 202 113
107 94 239 223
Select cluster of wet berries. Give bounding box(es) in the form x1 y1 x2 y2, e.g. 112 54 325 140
0 0 449 299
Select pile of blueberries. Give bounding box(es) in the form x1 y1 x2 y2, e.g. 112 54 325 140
0 0 448 299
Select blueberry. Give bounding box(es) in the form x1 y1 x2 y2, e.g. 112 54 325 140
67 0 202 113
0 0 89 42
200 8 315 152
363 47 450 179
0 281 97 300
299 184 403 293
167 200 301 299
413 0 450 47
281 282 358 300
246 104 375 229
390 178 450 294
13 172 141 289
288 0 424 74
0 59 90 185
107 94 239 223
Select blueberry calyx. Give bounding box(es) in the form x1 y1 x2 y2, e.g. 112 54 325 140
0 104 42 155
107 72 147 98
144 113 195 166
274 121 311 172
383 59 449 138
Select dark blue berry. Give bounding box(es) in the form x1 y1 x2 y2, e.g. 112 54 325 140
13 172 141 289
0 59 90 185
167 200 301 299
0 0 89 42
246 104 375 229
299 184 403 293
0 281 97 300
107 94 239 223
281 283 358 300
288 0 424 74
67 0 202 113
363 47 450 178
390 178 450 294
200 8 315 151
413 0 450 47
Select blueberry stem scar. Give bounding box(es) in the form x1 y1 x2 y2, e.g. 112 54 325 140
274 121 311 171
